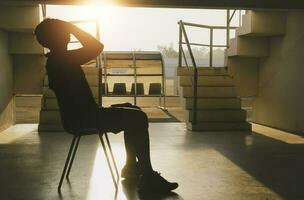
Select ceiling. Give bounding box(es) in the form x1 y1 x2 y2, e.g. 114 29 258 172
0 0 303 9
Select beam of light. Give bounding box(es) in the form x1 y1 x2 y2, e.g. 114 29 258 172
86 141 128 200
0 124 38 144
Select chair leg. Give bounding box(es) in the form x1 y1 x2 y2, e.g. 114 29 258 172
104 133 120 180
99 133 118 188
58 135 78 192
66 136 81 179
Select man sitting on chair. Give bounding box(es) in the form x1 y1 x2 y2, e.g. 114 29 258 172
34 19 178 192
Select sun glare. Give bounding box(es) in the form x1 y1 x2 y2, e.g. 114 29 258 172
84 1 120 21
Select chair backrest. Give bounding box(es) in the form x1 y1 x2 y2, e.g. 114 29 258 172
148 83 162 95
113 83 127 95
130 83 145 95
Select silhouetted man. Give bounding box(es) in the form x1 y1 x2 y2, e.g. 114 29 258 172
34 19 178 192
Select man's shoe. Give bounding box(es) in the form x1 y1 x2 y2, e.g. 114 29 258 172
121 162 140 179
138 171 178 192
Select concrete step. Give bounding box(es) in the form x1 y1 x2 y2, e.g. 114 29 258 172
228 37 269 57
237 11 286 37
44 75 99 86
0 5 40 32
42 87 99 98
15 95 42 123
181 86 237 98
9 32 44 54
179 75 234 86
241 97 255 108
183 98 241 110
15 95 42 108
42 98 58 110
243 107 253 122
186 121 252 131
177 67 228 76
185 109 247 122
42 97 99 110
39 110 61 124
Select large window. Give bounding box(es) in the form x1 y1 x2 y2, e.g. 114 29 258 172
44 5 242 96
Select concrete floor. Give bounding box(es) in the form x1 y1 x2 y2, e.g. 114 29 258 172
0 123 304 200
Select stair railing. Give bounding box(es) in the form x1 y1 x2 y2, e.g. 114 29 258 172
178 10 240 125
178 21 198 124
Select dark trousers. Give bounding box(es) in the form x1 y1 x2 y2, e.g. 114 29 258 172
97 106 148 133
96 106 153 173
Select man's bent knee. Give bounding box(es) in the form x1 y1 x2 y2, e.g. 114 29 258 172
128 109 148 130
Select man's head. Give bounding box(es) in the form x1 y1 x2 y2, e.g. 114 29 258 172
35 18 70 51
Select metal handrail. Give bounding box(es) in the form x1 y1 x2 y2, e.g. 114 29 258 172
178 9 242 126
180 21 238 30
179 21 198 124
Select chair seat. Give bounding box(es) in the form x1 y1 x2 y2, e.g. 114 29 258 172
67 128 100 136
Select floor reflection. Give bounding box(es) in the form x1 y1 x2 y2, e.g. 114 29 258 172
1 123 303 199
121 179 183 200
86 143 183 200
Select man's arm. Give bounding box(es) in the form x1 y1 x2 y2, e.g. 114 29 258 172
65 22 104 65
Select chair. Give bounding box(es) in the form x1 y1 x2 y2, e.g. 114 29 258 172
57 128 119 192
148 83 162 95
112 83 127 95
130 83 145 95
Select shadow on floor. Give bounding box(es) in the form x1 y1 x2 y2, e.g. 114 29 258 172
183 131 304 200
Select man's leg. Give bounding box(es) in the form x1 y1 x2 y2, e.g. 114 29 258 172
122 109 178 192
123 109 153 174
123 130 137 166
97 107 178 191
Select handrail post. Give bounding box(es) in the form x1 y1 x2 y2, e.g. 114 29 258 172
209 28 213 67
226 9 230 48
132 51 137 105
178 21 183 67
96 20 102 106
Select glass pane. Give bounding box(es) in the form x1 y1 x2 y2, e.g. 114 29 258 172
213 29 226 46
229 29 236 40
229 10 244 27
212 47 226 67
184 26 210 45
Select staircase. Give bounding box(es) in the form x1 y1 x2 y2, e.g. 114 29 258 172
177 67 251 131
226 10 286 98
0 4 45 124
178 10 286 131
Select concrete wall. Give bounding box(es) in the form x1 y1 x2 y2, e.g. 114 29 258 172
13 55 46 94
0 30 14 131
253 11 304 135
0 5 40 31
227 57 259 97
